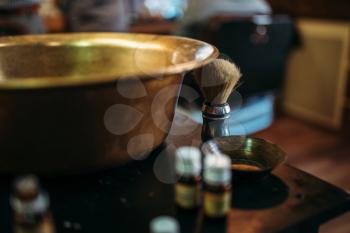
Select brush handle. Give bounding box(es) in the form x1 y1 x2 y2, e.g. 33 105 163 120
201 103 231 141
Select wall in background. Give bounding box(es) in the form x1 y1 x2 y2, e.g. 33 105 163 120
282 19 349 130
267 0 350 20
267 1 350 130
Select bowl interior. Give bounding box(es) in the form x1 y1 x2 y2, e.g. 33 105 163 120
203 136 287 173
0 33 217 88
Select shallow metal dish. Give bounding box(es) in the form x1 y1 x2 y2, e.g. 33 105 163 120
0 33 218 175
202 136 287 182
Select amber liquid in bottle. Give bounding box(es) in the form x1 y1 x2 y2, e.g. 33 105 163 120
175 175 201 211
203 182 231 220
175 147 202 212
203 154 232 220
12 175 55 233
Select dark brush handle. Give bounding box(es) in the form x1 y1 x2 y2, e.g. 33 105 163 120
201 103 231 142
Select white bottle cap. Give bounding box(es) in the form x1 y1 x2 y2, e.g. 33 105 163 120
204 154 231 185
11 175 49 214
175 146 201 176
150 216 180 233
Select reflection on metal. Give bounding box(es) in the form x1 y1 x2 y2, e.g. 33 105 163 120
0 33 218 174
0 33 218 89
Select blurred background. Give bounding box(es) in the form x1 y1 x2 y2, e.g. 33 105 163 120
0 1 349 232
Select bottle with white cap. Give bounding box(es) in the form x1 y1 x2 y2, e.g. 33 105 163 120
150 216 180 233
174 146 202 210
203 154 232 219
11 175 55 233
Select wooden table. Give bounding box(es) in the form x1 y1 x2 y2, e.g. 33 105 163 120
0 112 348 233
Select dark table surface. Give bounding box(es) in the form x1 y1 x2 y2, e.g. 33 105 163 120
0 112 349 233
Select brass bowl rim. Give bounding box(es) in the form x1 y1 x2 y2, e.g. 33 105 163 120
202 136 288 172
0 32 219 90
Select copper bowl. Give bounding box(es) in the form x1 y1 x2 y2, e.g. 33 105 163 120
202 136 287 182
0 33 218 175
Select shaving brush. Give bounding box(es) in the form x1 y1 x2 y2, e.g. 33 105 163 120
194 59 241 141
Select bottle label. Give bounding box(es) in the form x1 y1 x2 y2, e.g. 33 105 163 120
204 191 231 217
175 183 198 209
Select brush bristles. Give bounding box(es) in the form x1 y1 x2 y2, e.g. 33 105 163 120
194 59 241 105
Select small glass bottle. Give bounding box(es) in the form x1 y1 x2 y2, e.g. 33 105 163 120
11 175 55 233
203 154 232 219
174 146 202 210
150 216 180 233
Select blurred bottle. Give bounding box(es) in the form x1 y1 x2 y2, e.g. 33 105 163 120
175 146 202 211
11 175 55 233
203 154 232 219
